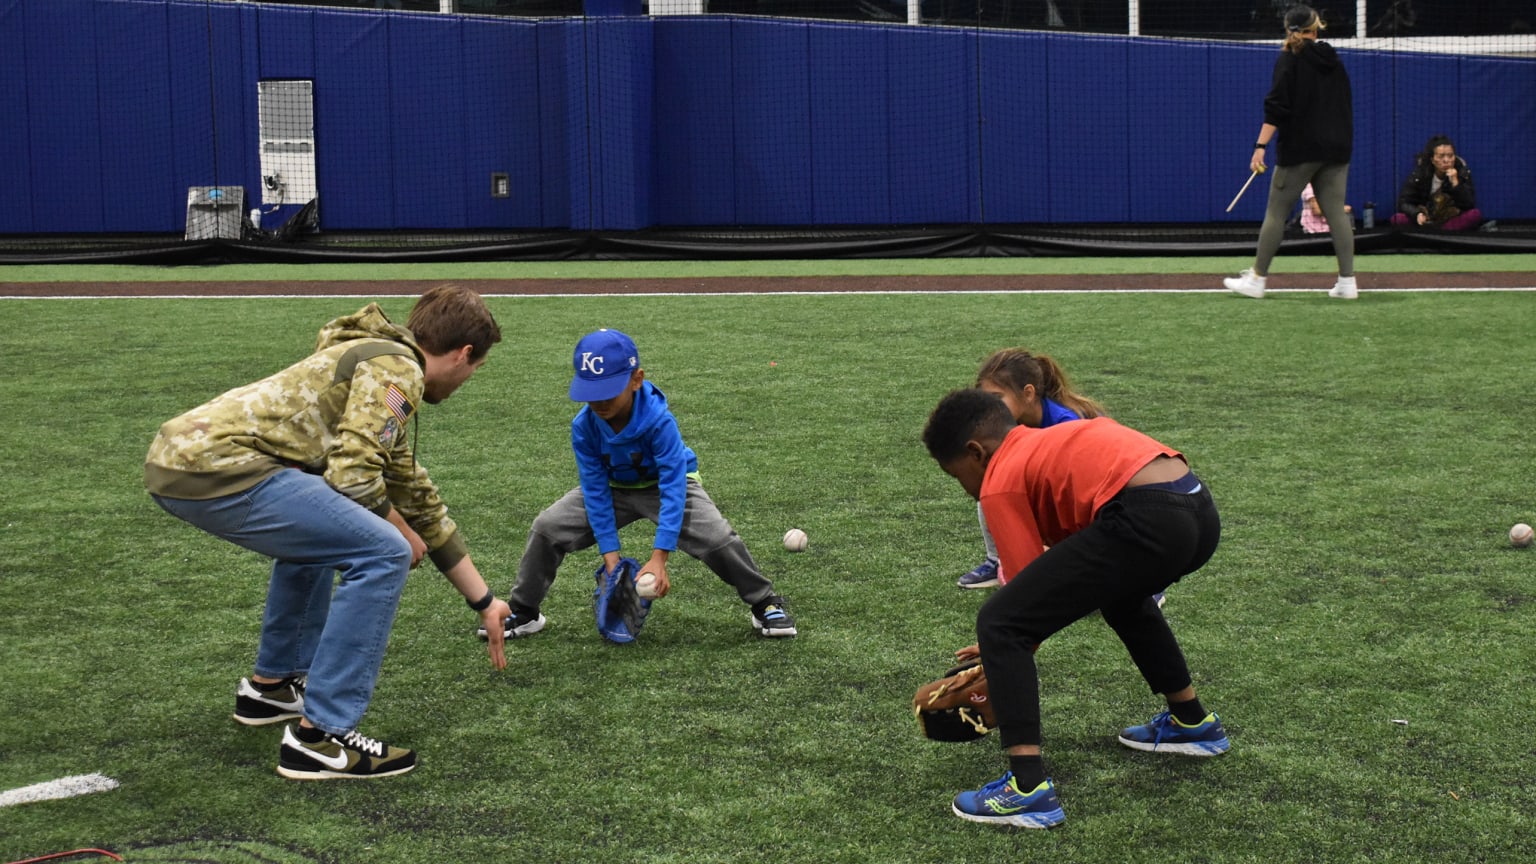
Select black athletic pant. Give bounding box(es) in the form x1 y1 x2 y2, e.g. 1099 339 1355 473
976 480 1221 749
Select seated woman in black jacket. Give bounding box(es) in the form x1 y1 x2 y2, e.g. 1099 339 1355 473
1391 135 1485 231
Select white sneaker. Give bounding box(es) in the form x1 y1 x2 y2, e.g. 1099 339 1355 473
1224 269 1266 299
1329 276 1358 299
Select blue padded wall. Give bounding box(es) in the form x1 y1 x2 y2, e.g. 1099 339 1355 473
1128 39 1209 223
653 18 738 225
96 0 176 231
1461 57 1536 223
976 31 1052 223
0 0 34 232
537 20 576 229
587 17 654 231
391 14 470 229
314 11 394 228
462 17 544 228
1045 34 1130 222
562 21 594 229
10 0 1536 234
165 1 249 225
888 27 979 225
26 0 106 232
256 5 316 79
1206 42 1282 221
808 23 892 225
1342 49 1389 217
731 18 813 225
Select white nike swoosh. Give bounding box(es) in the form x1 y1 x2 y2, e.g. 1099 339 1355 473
288 729 350 771
307 743 350 771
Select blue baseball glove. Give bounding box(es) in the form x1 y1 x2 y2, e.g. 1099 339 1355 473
594 556 651 644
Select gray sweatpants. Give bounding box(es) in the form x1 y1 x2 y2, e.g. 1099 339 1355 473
1253 160 1354 278
509 478 778 614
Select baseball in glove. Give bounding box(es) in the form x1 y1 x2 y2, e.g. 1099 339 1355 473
913 660 994 742
594 556 651 644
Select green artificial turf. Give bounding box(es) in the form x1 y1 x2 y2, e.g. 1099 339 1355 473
2 290 1533 862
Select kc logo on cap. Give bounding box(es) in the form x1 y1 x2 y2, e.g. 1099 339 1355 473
569 328 640 402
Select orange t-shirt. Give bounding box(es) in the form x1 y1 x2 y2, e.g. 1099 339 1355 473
980 417 1183 584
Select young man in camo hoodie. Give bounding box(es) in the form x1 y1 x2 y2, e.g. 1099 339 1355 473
145 284 508 780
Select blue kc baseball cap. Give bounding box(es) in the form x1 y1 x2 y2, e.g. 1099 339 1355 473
569 328 640 402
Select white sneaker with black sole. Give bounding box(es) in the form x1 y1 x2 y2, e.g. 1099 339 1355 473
476 608 547 640
277 725 416 780
233 676 305 726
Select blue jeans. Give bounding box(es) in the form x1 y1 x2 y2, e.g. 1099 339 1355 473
152 469 411 736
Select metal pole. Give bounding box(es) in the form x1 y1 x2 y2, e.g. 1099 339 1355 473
1127 0 1139 36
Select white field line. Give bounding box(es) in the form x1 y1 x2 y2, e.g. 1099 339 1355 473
0 773 119 808
3 286 1536 300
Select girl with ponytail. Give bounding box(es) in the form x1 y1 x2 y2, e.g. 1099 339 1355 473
957 348 1167 599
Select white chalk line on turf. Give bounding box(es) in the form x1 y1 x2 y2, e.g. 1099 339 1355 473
0 772 119 808
4 286 1536 300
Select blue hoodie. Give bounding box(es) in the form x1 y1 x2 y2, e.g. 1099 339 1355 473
572 380 698 554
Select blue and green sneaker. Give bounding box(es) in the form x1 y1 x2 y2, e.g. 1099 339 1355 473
1118 710 1230 756
951 772 1065 829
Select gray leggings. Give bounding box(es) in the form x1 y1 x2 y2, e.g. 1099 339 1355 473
1254 160 1354 277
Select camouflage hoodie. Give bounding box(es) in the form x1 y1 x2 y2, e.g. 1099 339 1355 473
145 303 467 570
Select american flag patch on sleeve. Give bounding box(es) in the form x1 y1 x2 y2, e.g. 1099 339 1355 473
385 384 414 424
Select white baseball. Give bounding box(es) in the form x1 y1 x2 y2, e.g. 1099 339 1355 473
636 572 660 599
783 528 808 552
1511 523 1534 548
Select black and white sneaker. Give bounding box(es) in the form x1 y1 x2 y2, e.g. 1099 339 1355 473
750 596 797 638
476 607 547 640
277 725 417 780
233 675 305 726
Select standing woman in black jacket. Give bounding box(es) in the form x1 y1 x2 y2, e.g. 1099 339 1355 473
1225 5 1357 300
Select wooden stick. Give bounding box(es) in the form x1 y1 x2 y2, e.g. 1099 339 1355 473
1226 170 1263 213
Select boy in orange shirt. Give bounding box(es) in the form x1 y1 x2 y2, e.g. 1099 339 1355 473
922 389 1229 829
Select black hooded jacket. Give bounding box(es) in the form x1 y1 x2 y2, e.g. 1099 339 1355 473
1396 156 1478 220
1263 40 1353 167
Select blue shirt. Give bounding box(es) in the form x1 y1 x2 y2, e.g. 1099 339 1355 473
571 380 698 554
1039 396 1082 428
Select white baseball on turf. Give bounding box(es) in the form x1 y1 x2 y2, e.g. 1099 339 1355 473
1511 523 1534 548
783 528 808 552
636 572 660 599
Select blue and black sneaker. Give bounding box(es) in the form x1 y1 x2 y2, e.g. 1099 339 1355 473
1118 711 1230 756
750 596 797 637
957 558 1000 589
951 772 1065 829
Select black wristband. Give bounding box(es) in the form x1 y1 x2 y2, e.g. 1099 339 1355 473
1255 141 1268 148
467 589 495 612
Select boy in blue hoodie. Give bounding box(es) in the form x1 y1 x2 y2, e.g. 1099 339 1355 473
485 329 796 640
